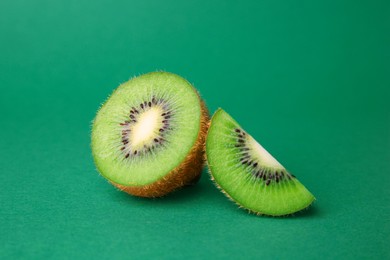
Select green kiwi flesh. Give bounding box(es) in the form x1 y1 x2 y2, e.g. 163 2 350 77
206 109 315 216
91 72 208 197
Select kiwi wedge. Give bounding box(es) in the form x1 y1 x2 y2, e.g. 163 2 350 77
91 72 209 197
206 109 315 216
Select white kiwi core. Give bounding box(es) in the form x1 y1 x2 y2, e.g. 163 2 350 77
130 107 163 150
249 137 284 169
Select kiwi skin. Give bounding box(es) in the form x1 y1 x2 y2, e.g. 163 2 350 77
110 99 209 198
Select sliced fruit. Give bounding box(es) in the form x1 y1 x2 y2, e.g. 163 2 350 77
206 109 315 216
91 72 209 197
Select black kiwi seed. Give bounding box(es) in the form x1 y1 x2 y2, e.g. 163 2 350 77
266 179 271 186
253 162 258 167
235 128 241 133
258 171 264 178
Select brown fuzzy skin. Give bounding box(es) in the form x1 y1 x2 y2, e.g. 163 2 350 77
112 100 209 197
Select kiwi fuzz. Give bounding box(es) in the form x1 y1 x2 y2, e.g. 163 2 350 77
111 100 209 197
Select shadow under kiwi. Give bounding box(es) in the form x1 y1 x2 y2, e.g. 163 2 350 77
107 169 323 219
108 169 213 206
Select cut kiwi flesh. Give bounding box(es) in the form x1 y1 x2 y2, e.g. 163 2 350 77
91 72 208 197
206 109 315 216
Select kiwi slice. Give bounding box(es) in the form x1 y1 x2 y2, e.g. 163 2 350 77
206 109 315 216
91 72 209 197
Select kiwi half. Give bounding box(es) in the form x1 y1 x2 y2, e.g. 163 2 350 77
91 72 209 197
206 109 315 216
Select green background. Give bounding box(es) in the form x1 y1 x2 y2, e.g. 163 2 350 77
1 0 389 258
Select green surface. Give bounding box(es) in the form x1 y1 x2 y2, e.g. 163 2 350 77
0 0 389 258
206 109 315 216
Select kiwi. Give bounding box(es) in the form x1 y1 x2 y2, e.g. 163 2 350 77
91 72 209 197
206 109 315 216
